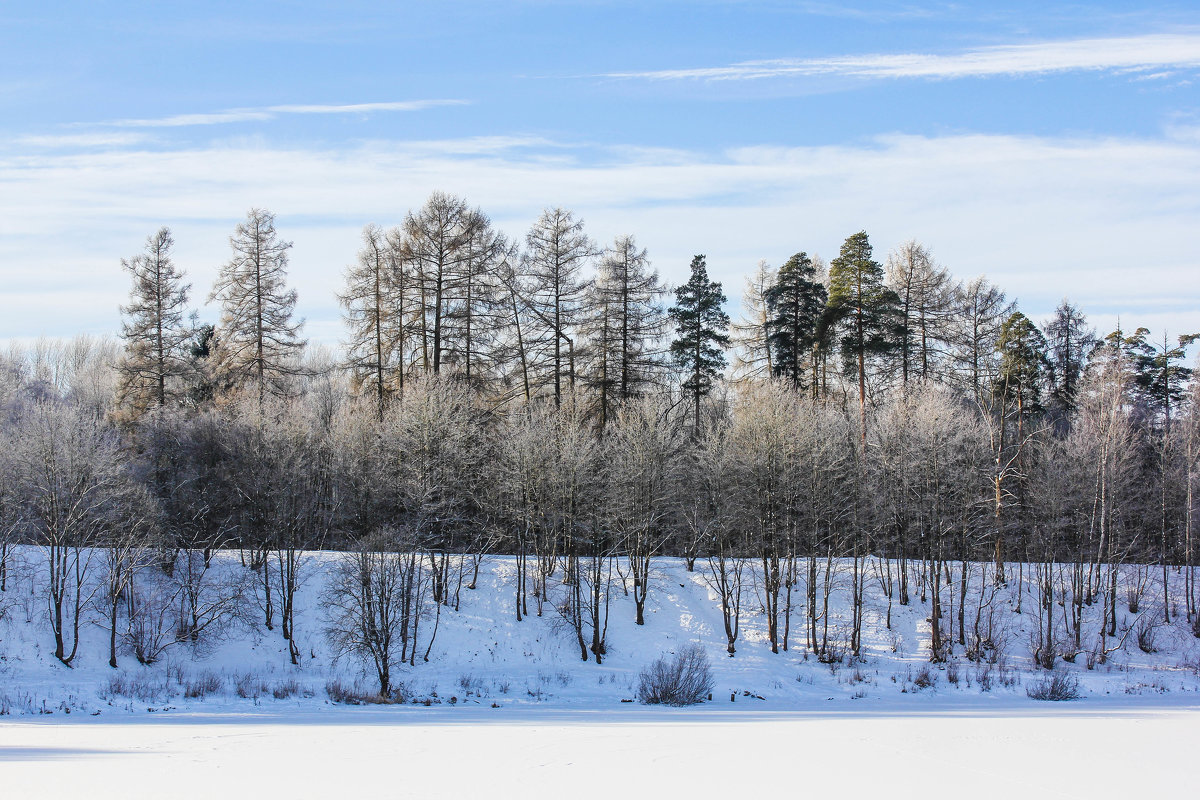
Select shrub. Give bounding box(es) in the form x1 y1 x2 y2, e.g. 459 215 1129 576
911 665 937 690
234 672 270 700
325 679 398 704
1026 672 1081 701
101 672 175 703
636 645 713 706
272 679 304 700
184 671 223 699
1135 615 1161 654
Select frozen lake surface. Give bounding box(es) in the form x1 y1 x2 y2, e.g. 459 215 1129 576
2 701 1196 799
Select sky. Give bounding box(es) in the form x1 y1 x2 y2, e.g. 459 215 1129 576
1 0 1198 351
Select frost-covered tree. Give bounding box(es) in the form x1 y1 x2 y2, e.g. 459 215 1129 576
209 209 306 405
583 235 665 428
523 208 594 406
117 227 192 414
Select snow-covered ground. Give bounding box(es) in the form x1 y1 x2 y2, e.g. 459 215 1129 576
3 703 1197 798
2 549 1199 795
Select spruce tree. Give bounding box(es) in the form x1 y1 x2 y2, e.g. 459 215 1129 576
1044 299 1097 419
669 255 730 432
764 251 826 391
117 227 192 414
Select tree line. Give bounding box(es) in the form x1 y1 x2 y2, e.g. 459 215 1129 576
0 194 1196 687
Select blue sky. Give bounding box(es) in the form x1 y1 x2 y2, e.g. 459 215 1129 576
1 1 1198 348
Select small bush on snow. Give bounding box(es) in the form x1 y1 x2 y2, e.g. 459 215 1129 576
184 671 223 699
637 645 713 706
234 672 270 700
1026 672 1081 701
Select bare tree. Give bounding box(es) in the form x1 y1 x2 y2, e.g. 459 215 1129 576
117 227 193 415
323 528 434 697
340 224 401 419
16 402 136 665
209 208 306 405
583 235 666 428
730 260 776 383
523 208 594 406
886 240 953 386
604 397 679 625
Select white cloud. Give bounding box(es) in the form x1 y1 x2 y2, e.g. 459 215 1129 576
1 130 1197 346
11 132 153 149
97 99 467 128
606 33 1200 82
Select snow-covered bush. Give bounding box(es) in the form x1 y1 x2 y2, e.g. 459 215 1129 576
637 645 713 706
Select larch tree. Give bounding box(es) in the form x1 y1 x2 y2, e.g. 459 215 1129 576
948 276 1010 403
669 255 731 434
730 260 776 384
444 209 507 392
209 208 306 405
403 192 475 376
584 235 665 429
523 208 594 407
340 224 399 420
886 240 953 386
117 227 192 415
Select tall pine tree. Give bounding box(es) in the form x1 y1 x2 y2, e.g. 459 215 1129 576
826 231 901 435
669 255 730 432
764 251 826 391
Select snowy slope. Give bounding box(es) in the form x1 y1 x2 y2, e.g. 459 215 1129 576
2 549 1199 716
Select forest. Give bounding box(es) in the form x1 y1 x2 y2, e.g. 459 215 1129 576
0 192 1197 696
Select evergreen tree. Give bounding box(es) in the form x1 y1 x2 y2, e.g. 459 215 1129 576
1134 331 1200 429
116 227 192 414
826 231 901 433
764 251 826 391
669 255 730 432
994 311 1049 419
209 208 306 405
1044 299 1097 419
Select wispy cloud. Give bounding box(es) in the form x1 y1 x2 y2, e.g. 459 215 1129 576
97 99 468 128
12 132 153 149
1 129 1198 345
606 33 1200 82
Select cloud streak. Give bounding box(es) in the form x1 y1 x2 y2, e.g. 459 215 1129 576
606 33 1200 82
0 130 1197 345
98 99 468 128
